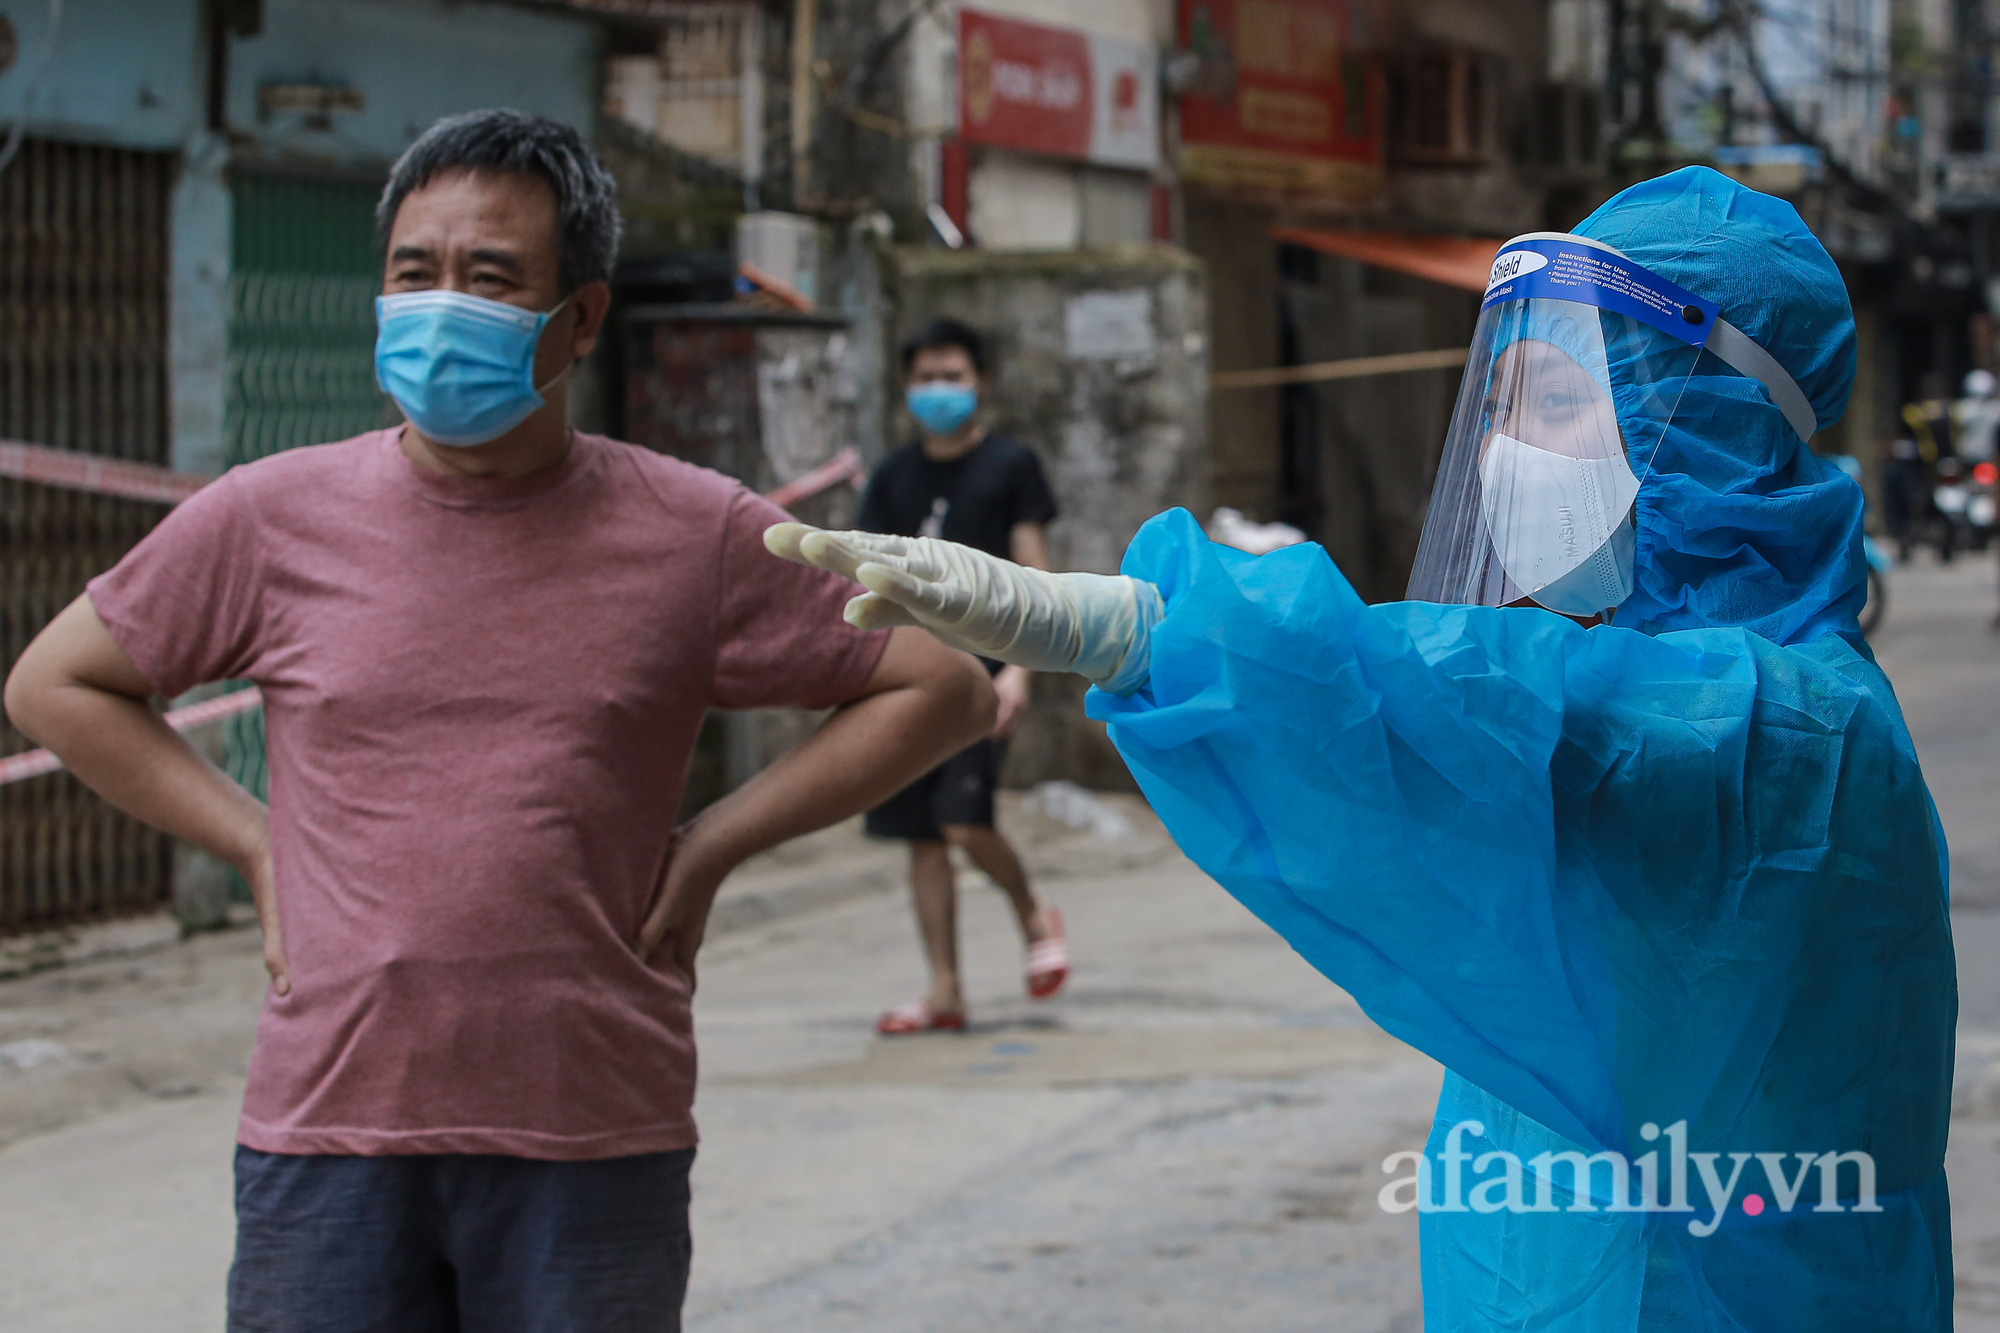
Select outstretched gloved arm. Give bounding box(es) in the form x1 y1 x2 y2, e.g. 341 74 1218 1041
763 522 1163 694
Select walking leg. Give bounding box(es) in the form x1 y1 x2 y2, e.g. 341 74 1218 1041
943 825 1052 943
909 840 964 1014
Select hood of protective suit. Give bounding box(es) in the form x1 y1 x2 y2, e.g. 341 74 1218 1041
1569 166 1865 645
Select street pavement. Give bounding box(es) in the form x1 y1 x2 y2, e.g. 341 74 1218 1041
1889 555 2000 1329
0 553 1996 1331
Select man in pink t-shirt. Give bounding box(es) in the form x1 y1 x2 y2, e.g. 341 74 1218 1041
4 111 994 1332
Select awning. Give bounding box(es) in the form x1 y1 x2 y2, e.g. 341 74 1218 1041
1271 226 1504 293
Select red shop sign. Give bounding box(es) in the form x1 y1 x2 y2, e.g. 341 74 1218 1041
959 7 1094 161
1177 0 1382 200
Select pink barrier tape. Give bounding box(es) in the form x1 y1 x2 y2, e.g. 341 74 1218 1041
737 260 815 312
765 447 867 511
0 687 263 786
0 439 213 507
3 436 865 513
0 443 863 787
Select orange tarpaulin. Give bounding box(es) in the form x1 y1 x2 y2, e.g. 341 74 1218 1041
1272 226 1504 293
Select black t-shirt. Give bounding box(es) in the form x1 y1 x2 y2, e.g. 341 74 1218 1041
856 432 1058 558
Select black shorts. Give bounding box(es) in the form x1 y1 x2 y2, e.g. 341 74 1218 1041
865 738 1004 841
228 1145 694 1332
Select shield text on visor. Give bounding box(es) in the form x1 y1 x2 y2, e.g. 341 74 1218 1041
1408 233 1721 617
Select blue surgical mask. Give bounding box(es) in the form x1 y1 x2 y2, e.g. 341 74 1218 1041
907 382 978 435
374 290 570 447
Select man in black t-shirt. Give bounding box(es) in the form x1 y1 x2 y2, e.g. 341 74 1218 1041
856 318 1069 1034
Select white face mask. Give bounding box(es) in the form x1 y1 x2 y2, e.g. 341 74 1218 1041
1477 431 1640 616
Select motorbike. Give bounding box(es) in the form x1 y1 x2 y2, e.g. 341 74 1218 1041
1933 457 1976 557
1970 460 1999 550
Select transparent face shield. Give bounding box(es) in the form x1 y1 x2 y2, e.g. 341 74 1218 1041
1409 233 1739 619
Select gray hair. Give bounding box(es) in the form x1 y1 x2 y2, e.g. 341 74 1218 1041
376 109 622 293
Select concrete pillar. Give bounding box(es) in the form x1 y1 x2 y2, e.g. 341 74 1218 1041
168 132 231 477
167 81 238 920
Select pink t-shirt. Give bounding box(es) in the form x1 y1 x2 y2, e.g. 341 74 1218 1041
88 430 885 1159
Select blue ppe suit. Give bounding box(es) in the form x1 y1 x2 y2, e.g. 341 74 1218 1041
1088 168 1956 1329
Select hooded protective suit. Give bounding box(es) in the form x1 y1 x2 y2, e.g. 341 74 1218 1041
1087 168 1956 1328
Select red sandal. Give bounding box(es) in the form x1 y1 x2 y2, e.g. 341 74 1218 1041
876 1001 968 1035
1026 906 1069 1000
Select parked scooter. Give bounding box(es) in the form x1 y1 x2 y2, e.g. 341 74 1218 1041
1933 457 1972 559
1969 460 1999 549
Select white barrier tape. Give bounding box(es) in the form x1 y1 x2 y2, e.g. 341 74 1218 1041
0 687 263 786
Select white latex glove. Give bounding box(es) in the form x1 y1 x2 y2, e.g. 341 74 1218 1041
764 523 1162 694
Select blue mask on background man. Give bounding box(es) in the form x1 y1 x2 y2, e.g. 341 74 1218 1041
906 382 978 435
375 290 570 447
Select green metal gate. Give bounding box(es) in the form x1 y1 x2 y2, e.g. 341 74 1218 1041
222 171 389 803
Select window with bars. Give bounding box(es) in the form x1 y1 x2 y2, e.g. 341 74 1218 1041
0 163 390 933
1523 81 1603 173
0 138 176 933
1384 49 1502 168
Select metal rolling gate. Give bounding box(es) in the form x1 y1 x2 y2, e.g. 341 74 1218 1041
0 138 176 932
0 161 386 935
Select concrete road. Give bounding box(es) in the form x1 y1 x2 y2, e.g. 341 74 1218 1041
684 851 1435 1332
0 803 1440 1332
1880 555 2000 1329
0 553 1996 1331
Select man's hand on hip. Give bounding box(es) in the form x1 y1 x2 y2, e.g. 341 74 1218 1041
5 595 280 987
243 831 290 996
636 825 731 980
630 625 995 978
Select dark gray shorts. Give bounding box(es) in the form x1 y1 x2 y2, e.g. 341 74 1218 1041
227 1145 694 1333
865 737 1004 841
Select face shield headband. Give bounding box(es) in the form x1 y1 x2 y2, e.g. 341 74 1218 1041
1405 231 1817 618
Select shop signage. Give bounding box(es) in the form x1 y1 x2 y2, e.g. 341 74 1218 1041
1177 0 1382 199
958 7 1160 171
